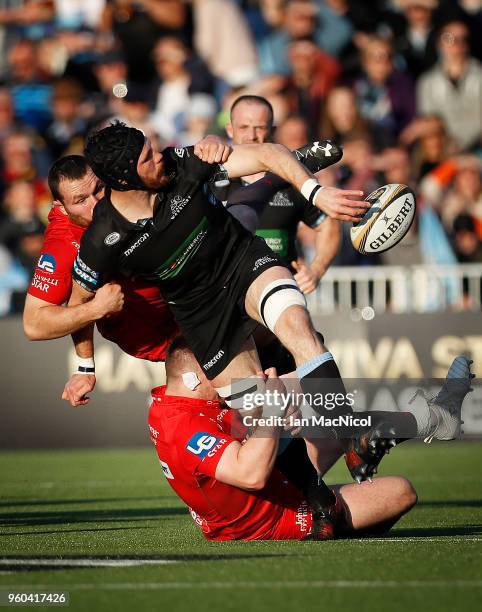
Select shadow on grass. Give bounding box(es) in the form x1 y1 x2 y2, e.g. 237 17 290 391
0 506 187 529
1 524 162 537
0 496 171 508
417 499 482 509
385 525 482 538
0 553 292 573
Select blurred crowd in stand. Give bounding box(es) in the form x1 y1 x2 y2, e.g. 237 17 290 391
0 0 481 314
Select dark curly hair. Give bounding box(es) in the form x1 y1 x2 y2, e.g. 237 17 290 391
84 121 147 191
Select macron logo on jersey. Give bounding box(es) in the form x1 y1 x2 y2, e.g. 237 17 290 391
186 432 226 458
37 253 56 273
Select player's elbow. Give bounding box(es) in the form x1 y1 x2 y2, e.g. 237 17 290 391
241 471 269 491
23 316 44 341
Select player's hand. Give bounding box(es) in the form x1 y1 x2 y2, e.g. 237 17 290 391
264 367 287 417
194 135 232 164
283 402 302 436
292 260 321 294
92 282 124 319
61 373 96 407
314 186 367 222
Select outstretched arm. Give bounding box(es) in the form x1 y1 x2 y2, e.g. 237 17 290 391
222 143 367 222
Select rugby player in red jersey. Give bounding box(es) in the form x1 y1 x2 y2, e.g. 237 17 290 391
148 337 419 541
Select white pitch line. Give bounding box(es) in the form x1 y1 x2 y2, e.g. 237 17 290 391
0 559 178 568
1 581 481 591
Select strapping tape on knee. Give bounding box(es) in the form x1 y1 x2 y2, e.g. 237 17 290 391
215 376 266 410
258 279 306 332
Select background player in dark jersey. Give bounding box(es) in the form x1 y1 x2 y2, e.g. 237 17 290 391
148 337 418 541
221 95 341 294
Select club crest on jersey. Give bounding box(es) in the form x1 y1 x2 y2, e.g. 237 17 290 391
37 253 56 273
174 148 185 158
186 432 225 458
104 232 121 246
271 191 293 207
170 194 191 219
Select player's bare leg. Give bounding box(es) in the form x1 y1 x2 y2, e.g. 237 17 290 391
245 266 356 538
245 265 326 362
332 476 417 536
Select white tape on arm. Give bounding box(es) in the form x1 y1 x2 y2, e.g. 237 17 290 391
76 356 95 374
300 178 323 206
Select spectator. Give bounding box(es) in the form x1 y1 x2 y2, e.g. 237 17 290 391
0 180 45 277
431 156 482 238
417 20 482 151
339 136 378 196
150 36 213 142
451 213 482 263
45 78 86 159
436 0 482 62
193 0 258 91
0 2 55 77
283 37 341 134
400 115 453 180
258 0 352 76
274 115 310 149
0 243 28 315
319 85 369 144
395 0 439 78
177 93 217 148
0 87 18 143
0 131 50 220
113 81 160 141
90 49 128 125
100 0 190 83
353 35 416 149
6 39 53 132
54 0 105 31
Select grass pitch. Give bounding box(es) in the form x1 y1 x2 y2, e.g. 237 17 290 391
0 442 481 612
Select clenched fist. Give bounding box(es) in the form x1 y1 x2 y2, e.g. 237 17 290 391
62 373 96 407
92 282 124 319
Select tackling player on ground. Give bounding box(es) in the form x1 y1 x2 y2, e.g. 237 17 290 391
148 338 473 541
219 95 341 294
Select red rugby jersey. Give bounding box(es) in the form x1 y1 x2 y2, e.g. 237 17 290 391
148 386 312 540
28 206 178 361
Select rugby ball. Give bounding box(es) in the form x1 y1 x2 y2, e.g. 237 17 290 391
350 184 416 254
